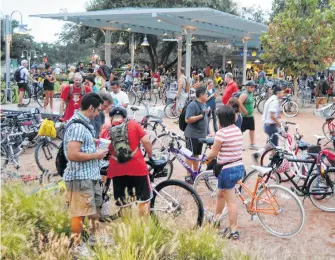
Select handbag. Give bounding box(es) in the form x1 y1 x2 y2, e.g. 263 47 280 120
213 158 242 178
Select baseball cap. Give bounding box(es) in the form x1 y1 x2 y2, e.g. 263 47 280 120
245 80 256 87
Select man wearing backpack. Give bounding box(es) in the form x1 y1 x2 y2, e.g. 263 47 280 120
16 60 38 107
184 86 209 184
63 92 112 257
315 74 330 109
59 73 91 121
104 107 153 216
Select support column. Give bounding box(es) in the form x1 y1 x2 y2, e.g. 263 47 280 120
5 15 11 103
242 40 248 84
104 30 112 67
185 31 192 81
177 37 183 82
222 53 226 72
277 67 280 79
130 33 135 70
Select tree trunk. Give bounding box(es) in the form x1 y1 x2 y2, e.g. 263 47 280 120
165 50 187 70
160 42 177 65
146 46 156 71
293 76 298 101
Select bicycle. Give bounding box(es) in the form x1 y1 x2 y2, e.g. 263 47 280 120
297 87 313 108
193 165 305 238
102 156 204 229
316 103 335 140
164 99 179 119
22 81 44 107
128 83 158 107
281 94 299 117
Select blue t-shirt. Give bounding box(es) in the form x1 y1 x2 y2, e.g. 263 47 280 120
206 88 216 110
235 114 242 129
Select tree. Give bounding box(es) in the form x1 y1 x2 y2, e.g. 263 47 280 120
261 0 335 97
240 5 269 24
58 0 239 71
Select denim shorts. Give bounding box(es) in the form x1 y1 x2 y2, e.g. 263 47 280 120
218 165 245 190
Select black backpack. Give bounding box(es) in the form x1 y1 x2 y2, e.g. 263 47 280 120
55 119 93 177
232 91 242 99
321 80 330 95
178 100 202 131
14 67 24 82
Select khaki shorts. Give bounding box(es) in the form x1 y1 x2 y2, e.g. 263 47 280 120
65 179 103 218
316 97 327 105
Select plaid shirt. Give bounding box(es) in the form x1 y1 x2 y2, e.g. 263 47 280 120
63 110 100 181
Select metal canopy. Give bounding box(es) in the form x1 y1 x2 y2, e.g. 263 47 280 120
30 7 267 48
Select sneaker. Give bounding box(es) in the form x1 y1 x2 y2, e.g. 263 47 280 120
218 227 231 238
227 230 240 240
72 244 91 257
184 176 194 185
88 234 114 246
249 144 258 150
252 152 259 164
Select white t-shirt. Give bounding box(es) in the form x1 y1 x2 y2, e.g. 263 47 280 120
19 66 29 83
54 68 61 75
262 95 280 124
111 91 129 107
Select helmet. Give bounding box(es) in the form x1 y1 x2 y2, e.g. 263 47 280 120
109 107 127 118
276 158 290 173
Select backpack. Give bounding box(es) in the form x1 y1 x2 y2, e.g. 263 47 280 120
321 80 330 95
109 119 138 163
14 67 24 82
178 100 203 131
232 91 242 99
55 119 93 177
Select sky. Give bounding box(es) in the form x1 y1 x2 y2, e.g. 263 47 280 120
1 0 273 43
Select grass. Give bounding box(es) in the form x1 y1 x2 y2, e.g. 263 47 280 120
1 184 256 259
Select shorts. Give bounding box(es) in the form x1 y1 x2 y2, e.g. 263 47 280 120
112 175 152 206
241 117 255 132
264 124 278 146
185 137 203 156
17 82 28 92
65 179 103 218
43 84 54 91
218 165 244 190
316 97 327 105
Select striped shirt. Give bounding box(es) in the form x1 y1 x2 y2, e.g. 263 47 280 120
63 110 100 181
214 124 244 170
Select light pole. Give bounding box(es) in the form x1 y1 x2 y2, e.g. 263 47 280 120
21 50 38 70
2 11 28 103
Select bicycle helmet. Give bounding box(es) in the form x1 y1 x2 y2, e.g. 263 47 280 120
276 158 290 173
109 107 127 118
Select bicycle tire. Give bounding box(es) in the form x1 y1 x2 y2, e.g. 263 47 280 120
322 121 333 141
257 98 266 114
164 102 178 119
150 179 204 228
260 148 294 182
309 172 335 212
22 88 31 106
256 185 305 238
128 91 137 105
36 89 44 108
140 91 157 107
34 140 59 173
282 101 299 118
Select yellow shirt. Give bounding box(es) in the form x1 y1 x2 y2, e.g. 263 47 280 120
215 76 223 85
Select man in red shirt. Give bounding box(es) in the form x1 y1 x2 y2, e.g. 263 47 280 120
101 107 153 216
59 73 92 121
222 72 239 105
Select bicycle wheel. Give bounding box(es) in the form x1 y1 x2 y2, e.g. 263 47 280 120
309 172 335 212
36 89 45 108
22 88 31 106
128 91 137 105
256 185 305 238
241 169 280 197
322 121 333 141
34 140 59 173
150 179 204 229
164 102 178 119
282 101 299 118
257 98 266 114
141 91 157 107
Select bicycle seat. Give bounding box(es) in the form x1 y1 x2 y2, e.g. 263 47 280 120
148 118 163 124
251 165 272 176
198 138 214 146
297 141 309 150
130 107 139 112
326 117 334 121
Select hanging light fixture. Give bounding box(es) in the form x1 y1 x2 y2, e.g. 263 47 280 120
141 35 149 46
117 33 125 45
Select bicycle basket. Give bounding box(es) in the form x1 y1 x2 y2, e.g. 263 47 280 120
276 158 290 173
314 104 335 118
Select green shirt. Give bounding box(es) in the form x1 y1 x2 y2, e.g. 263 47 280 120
242 91 254 118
